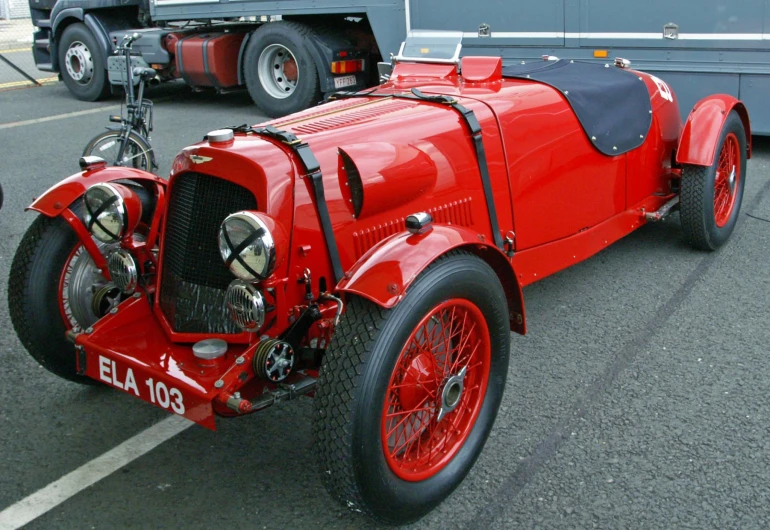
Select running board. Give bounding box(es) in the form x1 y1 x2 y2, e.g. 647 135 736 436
644 196 679 222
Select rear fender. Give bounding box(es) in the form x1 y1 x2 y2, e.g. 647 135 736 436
337 225 527 334
677 95 751 167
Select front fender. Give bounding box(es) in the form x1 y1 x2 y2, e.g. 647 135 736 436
337 225 527 334
677 95 751 167
29 166 165 217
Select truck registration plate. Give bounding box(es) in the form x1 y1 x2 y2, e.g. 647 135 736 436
333 75 357 89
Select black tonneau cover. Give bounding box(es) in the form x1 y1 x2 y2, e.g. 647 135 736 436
502 60 653 156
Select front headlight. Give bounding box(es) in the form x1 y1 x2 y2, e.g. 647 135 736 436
83 183 142 243
218 211 276 281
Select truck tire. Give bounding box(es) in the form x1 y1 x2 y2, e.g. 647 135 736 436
59 22 111 101
8 211 116 384
313 252 510 524
680 111 747 250
243 21 321 118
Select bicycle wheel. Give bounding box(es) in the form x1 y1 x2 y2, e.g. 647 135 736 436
83 130 156 172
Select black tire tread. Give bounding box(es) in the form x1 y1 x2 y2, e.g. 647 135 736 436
8 214 97 385
679 164 712 250
313 250 496 521
313 294 386 516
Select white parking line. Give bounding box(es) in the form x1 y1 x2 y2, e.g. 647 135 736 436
0 415 193 530
0 106 121 130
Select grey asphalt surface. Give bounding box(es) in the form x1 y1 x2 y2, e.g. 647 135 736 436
1 80 769 530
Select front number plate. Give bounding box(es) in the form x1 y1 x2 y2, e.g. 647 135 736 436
85 350 216 429
333 75 357 89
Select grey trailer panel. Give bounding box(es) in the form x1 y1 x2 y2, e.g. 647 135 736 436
408 0 565 47
150 0 401 20
578 0 769 50
738 74 770 134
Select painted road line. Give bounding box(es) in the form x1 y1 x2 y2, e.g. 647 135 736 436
0 76 58 90
0 415 193 530
0 105 121 130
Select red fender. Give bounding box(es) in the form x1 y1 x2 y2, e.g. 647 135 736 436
337 225 527 334
28 166 166 217
677 94 751 167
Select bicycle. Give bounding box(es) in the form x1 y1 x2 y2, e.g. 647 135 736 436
83 33 158 172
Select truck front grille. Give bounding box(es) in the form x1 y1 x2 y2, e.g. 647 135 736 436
159 172 257 334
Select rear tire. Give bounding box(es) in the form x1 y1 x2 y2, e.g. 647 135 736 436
83 130 156 172
680 111 747 250
58 23 111 102
243 21 321 118
313 252 510 524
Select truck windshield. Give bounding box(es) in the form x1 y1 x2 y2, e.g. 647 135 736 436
397 30 463 64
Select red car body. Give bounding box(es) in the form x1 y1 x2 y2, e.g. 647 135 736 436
14 51 750 523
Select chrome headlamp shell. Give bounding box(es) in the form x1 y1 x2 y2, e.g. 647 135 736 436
225 280 266 332
84 183 128 243
218 211 276 281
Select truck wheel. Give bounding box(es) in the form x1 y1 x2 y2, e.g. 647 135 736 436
680 111 747 250
8 212 116 384
313 252 510 524
58 22 111 101
243 21 321 118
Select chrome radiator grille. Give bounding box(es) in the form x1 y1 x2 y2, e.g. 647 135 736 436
159 172 257 334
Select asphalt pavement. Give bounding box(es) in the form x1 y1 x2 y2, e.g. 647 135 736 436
1 80 769 529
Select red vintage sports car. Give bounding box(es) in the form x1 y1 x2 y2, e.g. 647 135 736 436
9 31 749 524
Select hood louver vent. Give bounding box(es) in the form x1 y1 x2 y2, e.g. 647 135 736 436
271 99 415 136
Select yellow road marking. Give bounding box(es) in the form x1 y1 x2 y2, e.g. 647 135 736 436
0 47 32 54
0 76 58 90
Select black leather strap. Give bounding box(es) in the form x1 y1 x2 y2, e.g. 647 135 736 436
330 89 506 251
226 124 345 284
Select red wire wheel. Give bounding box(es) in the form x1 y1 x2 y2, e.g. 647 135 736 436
713 132 741 228
680 110 747 251
381 298 491 481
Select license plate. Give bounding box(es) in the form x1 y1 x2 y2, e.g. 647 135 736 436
84 350 216 429
333 75 357 89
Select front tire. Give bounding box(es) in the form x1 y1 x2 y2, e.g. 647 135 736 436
58 23 111 102
8 214 116 384
313 252 510 524
680 111 747 250
243 21 321 118
83 130 156 172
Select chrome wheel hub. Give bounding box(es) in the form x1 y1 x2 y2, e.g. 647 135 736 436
257 44 299 99
61 244 116 330
437 365 467 423
64 41 94 85
728 165 737 195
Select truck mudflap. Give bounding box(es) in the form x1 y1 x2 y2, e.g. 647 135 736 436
73 293 249 430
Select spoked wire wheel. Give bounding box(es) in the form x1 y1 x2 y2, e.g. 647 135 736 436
382 299 491 481
313 252 510 524
680 110 747 250
713 132 741 227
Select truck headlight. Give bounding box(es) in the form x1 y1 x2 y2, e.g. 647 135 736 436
219 211 283 281
83 183 142 243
